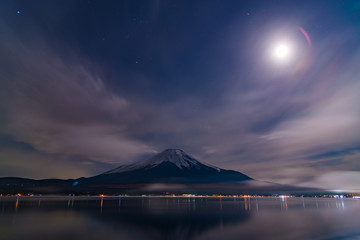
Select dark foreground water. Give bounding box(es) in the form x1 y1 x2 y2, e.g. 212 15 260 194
1 196 360 240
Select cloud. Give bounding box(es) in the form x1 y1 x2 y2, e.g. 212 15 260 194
298 171 360 192
0 148 94 179
0 10 359 193
262 83 360 156
0 26 155 177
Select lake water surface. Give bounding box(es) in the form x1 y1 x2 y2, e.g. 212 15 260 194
1 196 360 240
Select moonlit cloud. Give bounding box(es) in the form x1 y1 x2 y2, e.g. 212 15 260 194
0 1 359 191
299 171 360 192
0 27 156 177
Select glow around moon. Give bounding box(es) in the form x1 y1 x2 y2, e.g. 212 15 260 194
273 43 291 60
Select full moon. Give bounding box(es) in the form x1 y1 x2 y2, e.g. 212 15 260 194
274 43 290 59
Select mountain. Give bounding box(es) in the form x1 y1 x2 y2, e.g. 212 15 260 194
105 149 221 174
85 149 252 185
0 149 318 195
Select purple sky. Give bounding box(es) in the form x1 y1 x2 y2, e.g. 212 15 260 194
0 0 359 191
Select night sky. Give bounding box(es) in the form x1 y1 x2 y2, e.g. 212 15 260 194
0 0 359 191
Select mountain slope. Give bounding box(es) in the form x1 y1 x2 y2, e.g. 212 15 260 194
85 149 252 184
105 149 220 173
0 149 322 194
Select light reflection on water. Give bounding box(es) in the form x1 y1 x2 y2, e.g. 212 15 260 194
1 196 360 240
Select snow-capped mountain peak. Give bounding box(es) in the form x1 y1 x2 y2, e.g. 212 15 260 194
104 149 220 174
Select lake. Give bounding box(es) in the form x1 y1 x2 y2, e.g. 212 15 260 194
1 196 360 240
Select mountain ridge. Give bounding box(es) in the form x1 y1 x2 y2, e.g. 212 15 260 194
0 149 318 195
87 149 252 185
104 149 221 174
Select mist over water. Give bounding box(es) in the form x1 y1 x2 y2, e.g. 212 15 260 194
1 197 360 240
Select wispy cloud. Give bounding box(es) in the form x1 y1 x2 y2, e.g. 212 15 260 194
0 26 156 177
0 11 359 192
